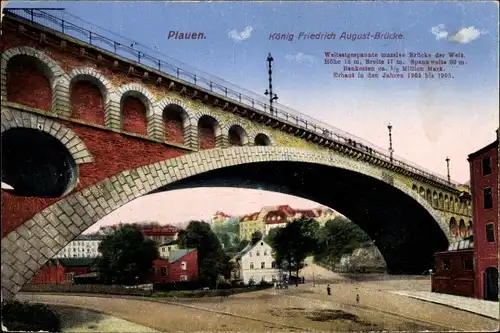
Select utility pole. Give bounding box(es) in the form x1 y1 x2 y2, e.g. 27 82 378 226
264 53 278 116
388 123 394 163
446 157 451 184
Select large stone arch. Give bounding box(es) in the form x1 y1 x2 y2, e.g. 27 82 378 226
1 146 448 300
1 107 94 165
1 46 65 112
60 67 117 128
192 109 224 148
116 83 155 137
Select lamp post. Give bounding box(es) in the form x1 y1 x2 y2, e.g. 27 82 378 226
264 53 278 116
387 123 394 163
446 157 451 184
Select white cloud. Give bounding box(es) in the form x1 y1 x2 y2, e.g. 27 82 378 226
431 24 484 44
430 24 449 40
285 52 316 65
228 26 253 42
448 26 482 44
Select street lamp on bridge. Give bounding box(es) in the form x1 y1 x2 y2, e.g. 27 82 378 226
264 53 279 116
387 123 394 163
446 157 451 184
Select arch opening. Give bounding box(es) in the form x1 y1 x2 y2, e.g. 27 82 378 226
163 104 188 145
467 220 473 236
198 115 219 149
1 128 77 197
6 55 52 111
228 125 248 146
449 217 458 238
157 161 448 274
254 133 271 146
121 93 148 135
458 219 467 238
70 77 106 125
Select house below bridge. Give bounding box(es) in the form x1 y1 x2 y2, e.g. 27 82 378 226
28 258 96 284
232 239 279 284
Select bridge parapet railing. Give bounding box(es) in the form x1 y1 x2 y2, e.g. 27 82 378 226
4 8 461 189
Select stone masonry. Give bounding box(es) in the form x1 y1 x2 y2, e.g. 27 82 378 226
1 145 448 301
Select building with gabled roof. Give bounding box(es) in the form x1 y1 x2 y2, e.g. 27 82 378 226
231 240 279 284
240 205 340 241
152 248 198 283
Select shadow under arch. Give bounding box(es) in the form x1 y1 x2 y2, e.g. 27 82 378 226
153 161 449 274
1 146 449 299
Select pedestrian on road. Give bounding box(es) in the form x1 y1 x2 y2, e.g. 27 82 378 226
327 284 331 296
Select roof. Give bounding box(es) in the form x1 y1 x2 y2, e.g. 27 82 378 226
241 212 260 222
214 211 232 218
233 243 254 260
75 234 105 240
59 258 97 267
158 240 178 247
168 248 196 263
467 139 498 160
233 240 271 260
142 226 179 236
73 272 100 278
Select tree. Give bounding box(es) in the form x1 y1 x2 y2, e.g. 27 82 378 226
235 239 249 252
95 224 159 285
268 218 320 284
250 230 263 245
178 221 232 285
264 227 280 245
314 216 371 269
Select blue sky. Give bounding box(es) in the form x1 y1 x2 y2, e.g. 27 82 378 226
5 1 499 226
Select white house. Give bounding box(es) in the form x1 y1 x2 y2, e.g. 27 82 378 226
158 240 179 259
54 235 103 259
233 240 280 284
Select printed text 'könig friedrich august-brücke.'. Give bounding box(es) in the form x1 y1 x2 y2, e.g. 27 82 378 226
268 32 404 41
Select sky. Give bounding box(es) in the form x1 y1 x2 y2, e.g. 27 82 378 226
4 1 499 231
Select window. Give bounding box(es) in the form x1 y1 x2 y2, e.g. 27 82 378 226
462 257 473 270
261 242 263 246
162 248 165 252
261 262 265 269
482 156 492 175
441 259 452 270
486 223 495 242
250 262 254 269
249 252 252 257
264 250 268 256
271 261 276 268
180 275 188 281
256 251 260 256
181 261 187 270
161 267 168 276
484 188 493 209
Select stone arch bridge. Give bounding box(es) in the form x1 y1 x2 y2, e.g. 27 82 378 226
1 10 471 300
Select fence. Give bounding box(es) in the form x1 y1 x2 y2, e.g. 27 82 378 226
21 283 153 296
4 8 459 188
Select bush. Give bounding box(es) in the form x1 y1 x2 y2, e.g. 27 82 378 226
1 300 61 332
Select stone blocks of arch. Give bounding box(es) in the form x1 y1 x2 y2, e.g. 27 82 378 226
1 46 275 151
1 146 448 301
1 107 94 164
